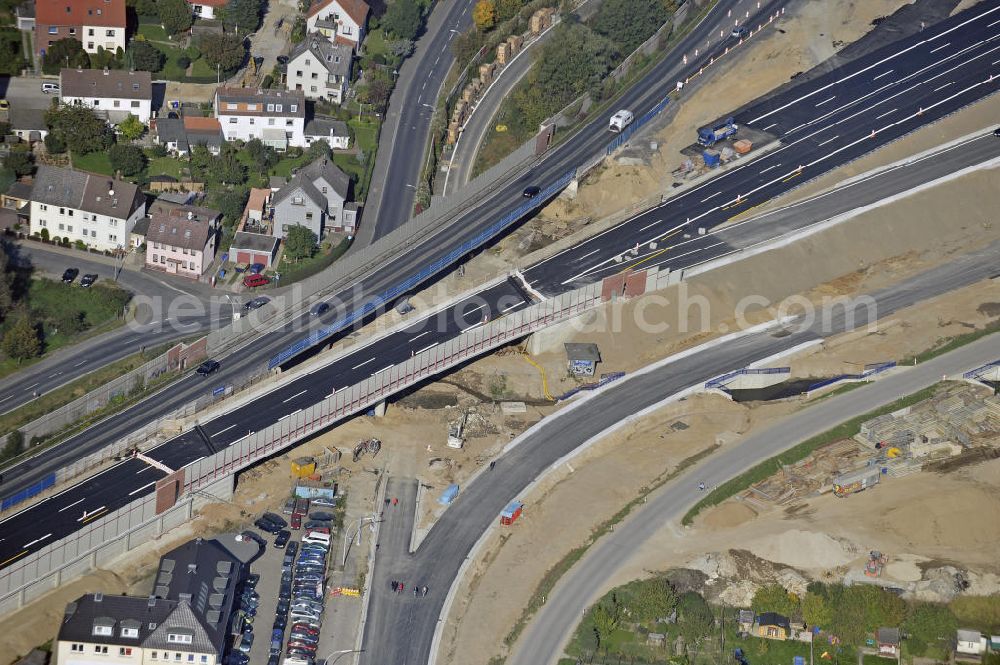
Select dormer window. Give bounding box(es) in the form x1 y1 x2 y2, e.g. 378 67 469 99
93 624 113 637
121 626 139 638
267 103 274 112
290 104 297 112
275 104 283 112
247 104 258 111
226 103 237 110
132 84 139 91
166 632 193 644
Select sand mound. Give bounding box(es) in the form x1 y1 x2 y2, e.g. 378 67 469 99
748 530 858 570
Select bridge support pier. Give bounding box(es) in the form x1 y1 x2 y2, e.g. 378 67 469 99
560 178 579 200
373 401 387 418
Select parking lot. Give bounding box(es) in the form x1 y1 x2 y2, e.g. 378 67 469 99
232 496 348 665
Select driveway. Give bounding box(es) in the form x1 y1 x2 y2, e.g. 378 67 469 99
0 75 58 110
249 0 298 82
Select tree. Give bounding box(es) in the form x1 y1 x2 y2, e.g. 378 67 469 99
213 187 250 223
802 591 833 629
905 603 957 655
3 149 34 177
307 140 332 161
45 104 114 155
382 0 422 40
109 143 147 177
134 0 159 17
1 429 23 461
359 69 393 112
677 591 714 645
225 0 265 33
592 0 668 53
89 46 124 70
159 0 194 35
42 38 90 75
283 225 318 261
751 583 799 619
2 315 41 362
496 0 523 22
591 598 621 648
631 576 678 623
44 133 66 154
0 241 13 320
244 139 278 172
472 0 496 31
53 309 87 335
128 41 165 72
199 33 246 74
117 114 147 141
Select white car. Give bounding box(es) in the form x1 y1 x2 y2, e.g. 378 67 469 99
41 82 60 95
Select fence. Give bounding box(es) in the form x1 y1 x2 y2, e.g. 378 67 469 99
963 360 1000 380
805 361 897 393
557 372 626 401
1 257 673 608
0 473 55 512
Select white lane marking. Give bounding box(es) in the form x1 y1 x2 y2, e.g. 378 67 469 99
762 123 777 131
933 82 953 92
58 498 85 513
129 481 156 496
49 372 62 378
817 135 839 147
577 249 600 260
291 409 302 416
873 69 894 80
77 507 105 522
136 466 152 474
352 357 375 370
214 424 237 436
283 389 308 403
24 533 51 548
463 303 485 315
279 414 290 421
24 383 38 391
759 163 781 174
373 366 393 375
74 361 86 367
815 95 836 107
638 220 661 232
0 396 11 404
875 108 897 120
990 18 1000 27
416 343 438 355
930 42 950 54
410 330 431 342
700 191 722 202
501 301 523 313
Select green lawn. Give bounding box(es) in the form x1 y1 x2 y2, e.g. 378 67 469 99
270 152 312 178
160 45 190 80
362 28 391 59
71 151 113 175
146 155 187 180
136 23 170 44
190 58 217 78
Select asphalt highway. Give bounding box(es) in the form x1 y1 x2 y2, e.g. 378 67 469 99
0 0 758 506
507 334 1000 665
362 243 1000 665
0 2 1000 567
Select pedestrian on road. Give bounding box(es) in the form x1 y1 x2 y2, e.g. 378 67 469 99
414 586 419 597
422 586 428 597
489 461 496 470
391 580 397 592
399 583 404 593
393 497 398 506
384 498 390 506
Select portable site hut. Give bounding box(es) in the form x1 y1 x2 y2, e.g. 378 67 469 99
832 467 881 497
564 342 601 376
500 501 524 525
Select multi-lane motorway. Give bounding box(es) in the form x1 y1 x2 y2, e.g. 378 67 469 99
1 0 998 596
0 0 759 508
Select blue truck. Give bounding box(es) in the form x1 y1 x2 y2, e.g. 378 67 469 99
698 117 738 146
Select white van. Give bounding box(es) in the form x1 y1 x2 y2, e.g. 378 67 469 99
302 533 331 546
609 109 634 133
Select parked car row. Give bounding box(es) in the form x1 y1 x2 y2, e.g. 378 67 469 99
227 570 262 665
61 268 98 287
279 520 332 665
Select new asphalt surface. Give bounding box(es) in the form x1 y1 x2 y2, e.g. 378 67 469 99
0 0 761 508
2 0 998 594
507 333 1000 665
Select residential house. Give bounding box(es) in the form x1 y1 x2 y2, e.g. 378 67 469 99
298 155 356 233
153 116 225 156
304 116 350 150
957 630 987 660
55 535 255 665
3 180 32 214
305 0 369 48
35 0 127 58
214 87 306 149
60 68 153 123
145 204 221 278
187 0 226 19
242 187 271 232
271 175 325 240
29 165 145 251
8 105 49 143
129 216 149 248
287 36 353 104
877 627 901 659
755 612 791 641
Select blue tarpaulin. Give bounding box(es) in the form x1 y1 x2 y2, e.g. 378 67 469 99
439 484 460 505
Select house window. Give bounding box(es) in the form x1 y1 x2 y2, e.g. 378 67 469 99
267 103 274 112
113 100 121 108
59 207 65 214
175 655 181 662
305 59 311 65
167 633 193 644
88 28 94 36
119 647 133 656
109 234 117 242
276 104 283 112
201 657 208 664
151 653 158 659
290 104 298 112
94 100 100 106
38 219 46 227
67 226 72 232
188 655 195 662
189 262 195 270
121 626 139 638
295 70 302 77
249 118 255 125
40 204 47 211
268 118 275 125
310 86 317 92
311 72 318 80
94 645 108 653
229 118 237 124
131 101 139 108
48 26 57 34
292 196 303 205
68 27 76 35
91 230 96 237
305 212 313 221
106 29 114 37
247 104 258 111
71 644 83 652
151 253 157 262
87 42 94 49
58 223 64 231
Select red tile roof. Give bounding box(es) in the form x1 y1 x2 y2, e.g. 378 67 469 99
306 0 370 25
183 116 222 132
36 0 126 28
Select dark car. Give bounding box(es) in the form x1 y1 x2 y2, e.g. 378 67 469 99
254 517 284 534
277 55 289 65
309 301 330 316
731 25 749 39
274 530 291 548
249 263 266 274
994 127 1000 137
196 359 221 376
62 268 79 283
243 273 270 288
244 296 271 310
262 512 287 528
246 573 260 588
522 185 541 198
80 273 98 287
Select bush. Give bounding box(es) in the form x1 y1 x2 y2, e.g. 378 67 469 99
44 133 66 154
185 45 201 60
177 55 191 70
148 143 168 158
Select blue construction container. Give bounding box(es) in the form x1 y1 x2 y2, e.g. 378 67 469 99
702 149 721 168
